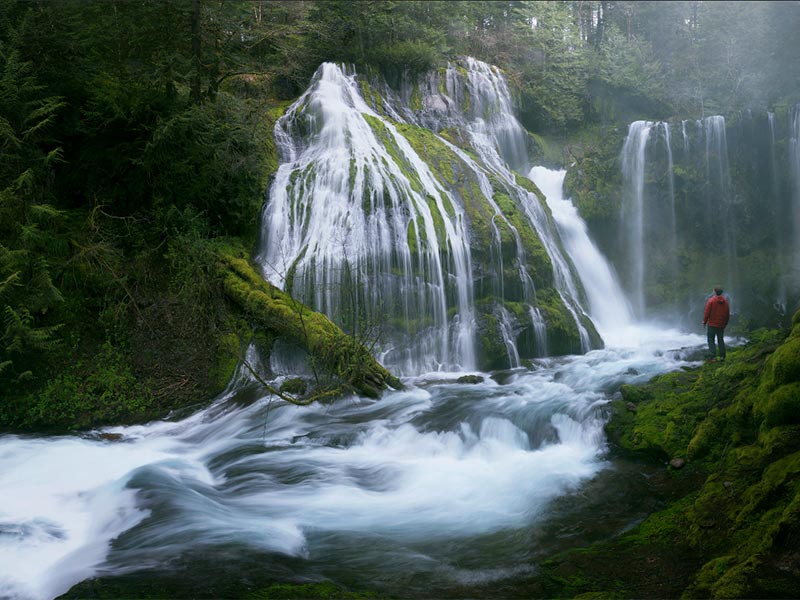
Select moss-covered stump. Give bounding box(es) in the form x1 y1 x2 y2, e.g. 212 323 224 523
597 322 800 598
216 249 402 399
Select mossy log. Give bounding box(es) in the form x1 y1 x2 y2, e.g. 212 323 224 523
216 251 402 399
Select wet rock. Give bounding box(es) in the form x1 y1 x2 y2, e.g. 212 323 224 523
457 375 484 384
626 402 637 412
99 433 123 441
669 457 686 469
625 367 640 376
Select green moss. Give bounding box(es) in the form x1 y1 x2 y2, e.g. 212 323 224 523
513 172 546 202
601 315 800 598
490 184 554 290
211 331 246 390
12 343 158 430
424 194 447 244
562 139 624 225
762 336 800 390
250 581 379 599
762 382 800 428
410 80 423 111
407 218 418 251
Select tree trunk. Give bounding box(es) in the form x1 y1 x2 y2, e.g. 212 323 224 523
190 0 202 104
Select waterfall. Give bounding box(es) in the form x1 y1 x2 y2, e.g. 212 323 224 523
259 59 597 372
663 123 679 308
620 121 653 317
529 167 634 345
768 111 787 310
791 103 800 291
681 120 690 154
497 306 522 367
703 115 737 296
616 116 743 323
528 306 549 356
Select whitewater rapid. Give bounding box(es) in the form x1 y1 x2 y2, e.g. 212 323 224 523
0 326 704 599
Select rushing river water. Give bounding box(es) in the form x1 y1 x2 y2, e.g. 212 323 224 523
0 326 704 600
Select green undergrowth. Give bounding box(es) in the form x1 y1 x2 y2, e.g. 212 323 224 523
249 581 381 599
556 319 800 598
0 233 253 432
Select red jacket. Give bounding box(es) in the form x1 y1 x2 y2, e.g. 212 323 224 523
704 294 730 328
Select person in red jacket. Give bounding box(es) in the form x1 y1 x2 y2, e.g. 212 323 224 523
703 285 730 362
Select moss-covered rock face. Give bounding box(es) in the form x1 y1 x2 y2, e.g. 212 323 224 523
392 113 591 368
594 316 800 598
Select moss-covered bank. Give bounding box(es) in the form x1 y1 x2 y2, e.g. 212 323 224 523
540 314 800 598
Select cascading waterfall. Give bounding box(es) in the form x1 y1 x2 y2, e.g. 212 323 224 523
259 59 596 372
448 59 593 351
432 137 549 360
258 63 476 374
396 57 593 353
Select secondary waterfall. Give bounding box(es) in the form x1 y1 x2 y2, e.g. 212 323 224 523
620 120 652 317
617 116 744 323
258 59 596 373
768 112 787 310
529 167 634 346
791 103 800 288
703 116 738 295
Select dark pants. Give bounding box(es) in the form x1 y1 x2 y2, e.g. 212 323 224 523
707 326 726 359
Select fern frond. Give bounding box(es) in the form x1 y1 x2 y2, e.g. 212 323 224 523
28 203 64 222
0 270 21 300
